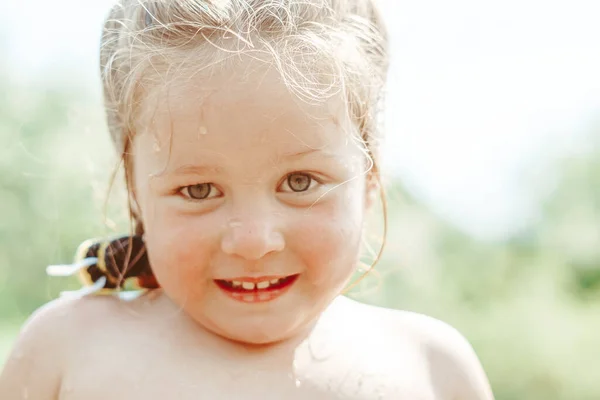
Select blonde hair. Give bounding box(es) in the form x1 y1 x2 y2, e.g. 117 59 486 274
100 0 389 237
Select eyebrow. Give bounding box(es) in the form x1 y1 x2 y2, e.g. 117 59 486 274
156 148 336 179
160 164 223 178
281 147 335 160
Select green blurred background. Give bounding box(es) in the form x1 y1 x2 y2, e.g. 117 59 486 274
2 1 600 399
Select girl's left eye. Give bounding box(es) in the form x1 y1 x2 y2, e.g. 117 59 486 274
179 183 221 200
280 173 319 193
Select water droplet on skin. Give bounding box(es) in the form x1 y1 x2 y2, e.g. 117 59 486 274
295 379 302 388
198 126 208 136
229 220 242 228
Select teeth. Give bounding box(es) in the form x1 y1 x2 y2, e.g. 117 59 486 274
223 277 289 291
256 281 270 289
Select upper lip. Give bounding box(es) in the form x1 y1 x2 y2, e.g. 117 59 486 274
215 274 298 283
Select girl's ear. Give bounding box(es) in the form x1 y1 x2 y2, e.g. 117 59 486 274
127 181 145 235
365 171 379 210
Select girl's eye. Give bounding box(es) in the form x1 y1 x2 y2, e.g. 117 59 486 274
283 173 314 192
180 183 219 200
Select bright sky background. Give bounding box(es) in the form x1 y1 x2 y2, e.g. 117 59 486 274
3 0 600 240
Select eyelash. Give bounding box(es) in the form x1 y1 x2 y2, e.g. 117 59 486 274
177 172 323 201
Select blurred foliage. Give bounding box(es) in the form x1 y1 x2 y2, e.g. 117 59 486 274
1 72 599 400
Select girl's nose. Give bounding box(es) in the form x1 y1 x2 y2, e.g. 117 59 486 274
221 218 285 260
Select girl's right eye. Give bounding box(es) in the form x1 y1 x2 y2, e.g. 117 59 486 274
179 183 221 201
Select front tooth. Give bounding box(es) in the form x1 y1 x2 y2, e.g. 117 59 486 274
256 281 270 289
270 279 279 284
242 282 255 290
232 281 242 287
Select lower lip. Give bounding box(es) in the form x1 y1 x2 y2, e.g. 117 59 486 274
214 275 299 303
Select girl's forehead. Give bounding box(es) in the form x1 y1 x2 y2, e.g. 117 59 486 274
135 62 356 156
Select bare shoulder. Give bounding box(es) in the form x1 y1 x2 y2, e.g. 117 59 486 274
394 310 494 400
0 294 137 400
339 297 495 400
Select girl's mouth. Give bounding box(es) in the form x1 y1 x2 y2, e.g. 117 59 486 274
214 274 299 303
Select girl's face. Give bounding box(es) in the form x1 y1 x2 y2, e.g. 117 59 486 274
132 62 369 345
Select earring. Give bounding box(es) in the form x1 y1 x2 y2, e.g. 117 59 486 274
47 235 159 297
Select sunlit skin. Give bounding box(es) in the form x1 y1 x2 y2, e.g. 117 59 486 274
132 60 371 345
0 57 494 400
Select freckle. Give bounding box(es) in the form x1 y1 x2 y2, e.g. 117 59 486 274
331 114 340 127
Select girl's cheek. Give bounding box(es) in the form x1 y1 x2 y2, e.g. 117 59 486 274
146 211 217 280
295 201 364 285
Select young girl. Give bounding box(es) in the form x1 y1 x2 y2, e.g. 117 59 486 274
0 0 494 399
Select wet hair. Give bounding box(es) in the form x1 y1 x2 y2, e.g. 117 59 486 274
100 0 389 235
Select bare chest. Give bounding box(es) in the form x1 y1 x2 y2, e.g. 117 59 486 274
59 336 437 400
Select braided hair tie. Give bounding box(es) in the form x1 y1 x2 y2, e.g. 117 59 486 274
47 235 159 298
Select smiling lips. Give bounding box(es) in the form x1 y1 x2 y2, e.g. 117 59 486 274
214 274 299 303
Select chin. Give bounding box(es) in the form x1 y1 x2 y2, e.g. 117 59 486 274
211 317 304 346
229 332 284 346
